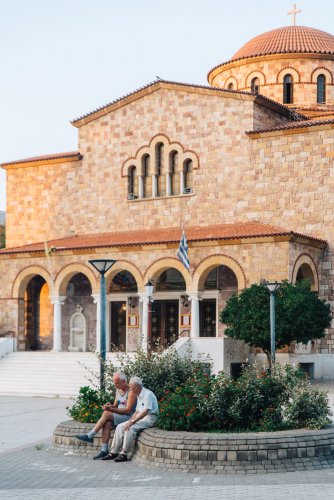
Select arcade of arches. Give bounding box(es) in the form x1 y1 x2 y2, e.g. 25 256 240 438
16 258 318 352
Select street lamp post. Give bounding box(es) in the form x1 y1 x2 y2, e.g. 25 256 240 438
261 280 281 371
145 280 154 356
88 259 116 391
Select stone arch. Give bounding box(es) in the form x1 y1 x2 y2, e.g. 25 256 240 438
54 263 98 296
276 67 300 84
291 253 319 292
12 265 52 299
105 260 143 292
224 76 238 90
311 67 333 85
245 70 266 89
193 254 246 292
143 257 192 292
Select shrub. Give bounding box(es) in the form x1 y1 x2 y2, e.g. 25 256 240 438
67 386 113 423
285 382 331 429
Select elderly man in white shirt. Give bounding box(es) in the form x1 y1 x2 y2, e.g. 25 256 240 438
102 376 159 462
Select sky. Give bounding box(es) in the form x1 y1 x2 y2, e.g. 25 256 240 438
1 0 334 212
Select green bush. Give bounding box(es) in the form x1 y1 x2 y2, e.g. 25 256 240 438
104 348 211 401
156 364 332 432
67 386 113 423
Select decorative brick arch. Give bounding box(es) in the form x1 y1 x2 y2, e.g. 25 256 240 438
121 133 199 178
192 254 246 292
105 260 143 292
276 67 300 84
12 265 52 299
224 76 238 90
311 67 334 85
245 70 266 89
291 253 319 292
143 257 192 292
54 263 98 296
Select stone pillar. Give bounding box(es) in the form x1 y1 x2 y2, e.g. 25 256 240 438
92 294 101 353
139 176 144 198
189 295 200 338
52 296 66 352
140 295 149 351
166 172 171 196
180 170 185 195
152 174 157 197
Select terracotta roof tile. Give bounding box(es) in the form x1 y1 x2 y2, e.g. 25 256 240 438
71 79 299 124
246 117 334 135
1 151 82 168
0 222 326 255
209 26 334 76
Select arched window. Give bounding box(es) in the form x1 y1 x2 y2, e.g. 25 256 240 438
317 74 326 104
251 77 260 94
128 166 138 200
155 143 165 196
141 154 150 198
183 159 193 194
169 151 179 195
227 82 234 90
283 74 293 104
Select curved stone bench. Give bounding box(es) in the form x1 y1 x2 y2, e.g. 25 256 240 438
52 420 334 473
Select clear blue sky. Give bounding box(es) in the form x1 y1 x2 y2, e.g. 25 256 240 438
1 0 333 211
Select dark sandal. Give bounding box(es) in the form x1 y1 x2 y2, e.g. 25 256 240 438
114 454 128 462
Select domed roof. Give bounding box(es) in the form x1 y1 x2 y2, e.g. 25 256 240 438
230 26 334 61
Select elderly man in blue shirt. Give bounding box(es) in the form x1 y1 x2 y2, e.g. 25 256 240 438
102 376 159 462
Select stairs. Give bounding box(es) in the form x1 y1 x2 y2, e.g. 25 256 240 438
0 351 122 398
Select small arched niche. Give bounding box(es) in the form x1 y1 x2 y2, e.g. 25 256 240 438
69 304 87 352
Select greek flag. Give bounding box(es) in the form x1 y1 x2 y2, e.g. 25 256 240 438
177 228 190 271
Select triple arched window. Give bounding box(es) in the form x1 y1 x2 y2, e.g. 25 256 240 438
127 140 195 200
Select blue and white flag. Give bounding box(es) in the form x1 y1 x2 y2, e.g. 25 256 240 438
177 228 190 271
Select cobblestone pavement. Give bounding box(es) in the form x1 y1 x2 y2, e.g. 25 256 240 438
1 441 334 499
1 386 334 499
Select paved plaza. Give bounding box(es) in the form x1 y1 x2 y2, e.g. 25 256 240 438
1 387 334 499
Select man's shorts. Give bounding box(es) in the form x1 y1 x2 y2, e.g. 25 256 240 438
113 413 131 426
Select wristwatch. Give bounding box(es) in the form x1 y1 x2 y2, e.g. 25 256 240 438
131 419 135 424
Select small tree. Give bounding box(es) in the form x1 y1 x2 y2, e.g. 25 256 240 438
220 280 332 364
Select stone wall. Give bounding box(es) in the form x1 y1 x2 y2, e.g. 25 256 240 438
52 420 334 473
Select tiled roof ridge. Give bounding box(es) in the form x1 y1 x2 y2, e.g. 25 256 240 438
0 222 327 255
208 25 334 76
1 151 82 167
71 79 300 123
246 117 334 135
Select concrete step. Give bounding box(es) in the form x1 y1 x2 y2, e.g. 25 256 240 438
0 351 128 397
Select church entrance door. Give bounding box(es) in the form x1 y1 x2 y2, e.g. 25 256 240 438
199 299 216 337
151 300 179 349
110 301 126 351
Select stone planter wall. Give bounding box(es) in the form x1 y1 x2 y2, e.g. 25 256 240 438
52 420 334 473
52 420 115 456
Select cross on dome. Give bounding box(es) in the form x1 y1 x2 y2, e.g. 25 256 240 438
287 3 302 26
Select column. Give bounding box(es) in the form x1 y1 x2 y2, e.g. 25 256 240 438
152 174 157 197
52 296 66 352
92 294 101 353
139 176 144 198
166 172 171 196
139 295 149 351
180 170 185 195
189 294 200 338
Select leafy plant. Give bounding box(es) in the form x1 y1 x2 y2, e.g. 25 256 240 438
67 386 113 423
220 280 331 364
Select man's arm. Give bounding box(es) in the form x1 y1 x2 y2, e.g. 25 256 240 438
124 409 149 430
110 390 137 415
102 395 118 411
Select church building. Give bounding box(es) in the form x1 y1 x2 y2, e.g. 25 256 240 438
1 16 334 377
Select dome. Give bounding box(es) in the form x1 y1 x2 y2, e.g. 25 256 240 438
230 26 334 62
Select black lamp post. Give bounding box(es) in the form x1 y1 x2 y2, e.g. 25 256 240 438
261 280 281 371
145 280 154 355
88 259 116 391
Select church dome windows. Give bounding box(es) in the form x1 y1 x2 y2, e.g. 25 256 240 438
317 74 326 104
227 83 234 90
283 74 293 104
251 77 260 94
123 135 198 201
